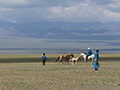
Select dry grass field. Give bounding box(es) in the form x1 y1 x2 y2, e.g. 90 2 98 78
0 54 120 90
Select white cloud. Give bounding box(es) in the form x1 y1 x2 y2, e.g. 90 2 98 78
0 27 18 36
98 9 120 22
45 32 54 36
47 6 64 15
0 0 120 22
40 2 120 22
0 8 13 11
108 3 120 8
0 0 29 5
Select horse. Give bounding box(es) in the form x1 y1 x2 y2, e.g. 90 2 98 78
80 52 94 63
55 53 74 64
69 57 80 65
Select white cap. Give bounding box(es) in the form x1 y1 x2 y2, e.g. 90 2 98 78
87 47 90 50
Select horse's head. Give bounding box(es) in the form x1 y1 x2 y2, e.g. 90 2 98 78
69 53 74 57
83 52 86 55
80 52 86 57
78 56 81 59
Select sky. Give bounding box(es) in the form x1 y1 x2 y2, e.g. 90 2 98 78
0 0 120 54
0 0 120 23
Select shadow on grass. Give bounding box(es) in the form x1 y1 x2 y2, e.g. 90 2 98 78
0 58 56 63
100 57 120 61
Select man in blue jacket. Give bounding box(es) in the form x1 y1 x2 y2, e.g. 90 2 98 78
86 47 92 61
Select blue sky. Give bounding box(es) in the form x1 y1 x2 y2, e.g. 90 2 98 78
0 0 120 23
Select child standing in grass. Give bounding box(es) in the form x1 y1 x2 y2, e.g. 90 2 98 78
41 53 48 66
93 50 99 70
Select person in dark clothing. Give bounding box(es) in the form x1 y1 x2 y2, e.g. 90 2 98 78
41 53 48 65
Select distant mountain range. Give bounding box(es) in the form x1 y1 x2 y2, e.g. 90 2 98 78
0 21 120 40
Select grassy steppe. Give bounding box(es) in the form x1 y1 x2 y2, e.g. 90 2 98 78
0 54 120 90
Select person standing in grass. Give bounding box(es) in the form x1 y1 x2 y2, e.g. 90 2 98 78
41 53 48 66
93 50 99 70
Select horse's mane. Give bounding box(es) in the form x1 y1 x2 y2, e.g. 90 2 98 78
82 52 86 55
67 53 73 56
69 53 73 55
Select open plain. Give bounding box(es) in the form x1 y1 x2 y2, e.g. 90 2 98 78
0 54 120 90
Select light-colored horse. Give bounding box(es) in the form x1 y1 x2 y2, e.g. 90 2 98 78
55 53 74 64
80 52 94 63
69 57 80 65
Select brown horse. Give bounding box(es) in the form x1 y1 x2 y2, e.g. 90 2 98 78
69 57 80 65
55 53 74 64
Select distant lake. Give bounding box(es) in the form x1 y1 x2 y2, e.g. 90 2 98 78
0 37 120 54
0 48 120 54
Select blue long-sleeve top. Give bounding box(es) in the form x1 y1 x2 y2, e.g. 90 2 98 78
42 55 47 60
86 50 92 56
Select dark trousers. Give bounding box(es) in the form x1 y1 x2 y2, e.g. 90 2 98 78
43 60 46 65
86 56 88 61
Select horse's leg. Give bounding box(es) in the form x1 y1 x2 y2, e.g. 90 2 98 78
62 59 65 64
92 58 94 65
62 60 64 64
61 60 64 64
72 61 74 65
73 60 75 65
59 59 64 64
84 58 86 63
59 58 61 64
65 60 66 65
85 58 87 63
59 56 63 64
83 57 85 63
84 60 87 63
68 60 69 65
59 60 61 64
65 60 68 65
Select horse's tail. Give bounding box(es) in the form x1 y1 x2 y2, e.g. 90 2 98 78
55 56 60 62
